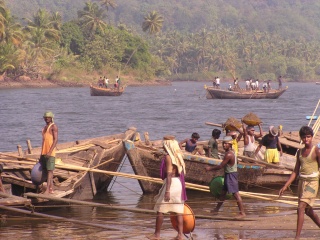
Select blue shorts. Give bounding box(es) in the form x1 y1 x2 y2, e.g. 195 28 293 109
223 172 239 194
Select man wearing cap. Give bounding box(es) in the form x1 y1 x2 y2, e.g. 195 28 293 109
255 125 282 164
40 111 58 194
205 136 246 217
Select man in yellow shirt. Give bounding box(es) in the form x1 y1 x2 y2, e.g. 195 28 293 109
40 111 58 194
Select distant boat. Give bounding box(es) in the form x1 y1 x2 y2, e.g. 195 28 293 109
306 115 318 120
316 82 320 85
205 86 288 99
90 85 125 96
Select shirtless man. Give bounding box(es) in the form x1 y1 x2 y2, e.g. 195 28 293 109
40 111 58 194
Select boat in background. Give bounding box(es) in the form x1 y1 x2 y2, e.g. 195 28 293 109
0 127 136 200
123 132 292 194
90 85 125 96
205 85 288 99
316 82 320 85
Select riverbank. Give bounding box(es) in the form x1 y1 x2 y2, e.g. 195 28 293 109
0 77 171 89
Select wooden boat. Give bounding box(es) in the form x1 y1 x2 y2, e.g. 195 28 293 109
123 134 292 194
316 82 320 85
0 127 136 200
90 85 125 96
205 85 288 99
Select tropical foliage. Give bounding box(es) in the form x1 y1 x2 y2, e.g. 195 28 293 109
3 0 320 82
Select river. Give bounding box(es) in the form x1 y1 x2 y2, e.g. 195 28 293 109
0 81 319 239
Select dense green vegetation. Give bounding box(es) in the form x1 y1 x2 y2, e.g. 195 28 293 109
3 0 320 82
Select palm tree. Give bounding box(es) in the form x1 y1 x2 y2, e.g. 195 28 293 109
95 0 117 11
142 11 164 35
78 2 107 37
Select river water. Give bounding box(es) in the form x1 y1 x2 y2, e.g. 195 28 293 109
0 82 319 239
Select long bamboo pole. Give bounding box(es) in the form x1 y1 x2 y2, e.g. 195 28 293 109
308 99 320 127
2 158 316 207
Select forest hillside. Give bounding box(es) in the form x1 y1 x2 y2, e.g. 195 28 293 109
2 0 320 83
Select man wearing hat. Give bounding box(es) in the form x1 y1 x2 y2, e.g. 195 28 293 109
205 136 246 217
40 111 58 194
255 126 282 164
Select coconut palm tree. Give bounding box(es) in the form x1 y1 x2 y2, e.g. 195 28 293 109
95 0 117 11
142 11 164 35
78 2 107 37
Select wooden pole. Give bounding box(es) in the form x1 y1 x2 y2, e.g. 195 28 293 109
205 122 223 128
17 145 23 157
26 139 33 154
308 99 320 127
23 193 255 221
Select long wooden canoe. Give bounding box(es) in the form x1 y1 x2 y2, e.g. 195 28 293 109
0 127 136 200
90 85 125 96
205 85 288 99
123 135 292 194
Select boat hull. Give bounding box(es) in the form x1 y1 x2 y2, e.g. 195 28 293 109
90 85 124 96
124 139 291 194
2 127 136 200
205 86 287 99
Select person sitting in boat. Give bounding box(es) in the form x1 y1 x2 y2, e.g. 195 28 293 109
255 126 283 165
228 84 232 91
0 164 5 193
179 132 204 155
207 129 221 159
241 120 263 158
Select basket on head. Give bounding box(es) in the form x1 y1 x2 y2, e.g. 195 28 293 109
242 112 262 126
224 117 241 131
170 204 195 234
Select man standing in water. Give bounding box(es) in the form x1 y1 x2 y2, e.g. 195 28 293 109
205 136 246 217
40 111 58 194
279 126 320 239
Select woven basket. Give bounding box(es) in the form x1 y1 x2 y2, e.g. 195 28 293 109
242 112 262 126
224 117 241 131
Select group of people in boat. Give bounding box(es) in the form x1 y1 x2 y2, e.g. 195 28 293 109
148 121 320 240
214 75 284 93
97 75 121 89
